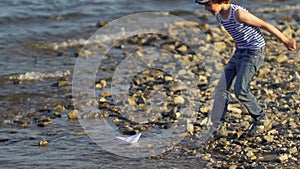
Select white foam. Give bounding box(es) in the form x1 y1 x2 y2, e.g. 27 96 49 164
8 70 71 81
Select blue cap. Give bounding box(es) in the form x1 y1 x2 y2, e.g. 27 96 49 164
195 0 210 5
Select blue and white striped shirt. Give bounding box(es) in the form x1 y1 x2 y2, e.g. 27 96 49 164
217 4 265 49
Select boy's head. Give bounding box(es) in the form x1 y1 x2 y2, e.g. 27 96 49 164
194 0 230 5
195 0 230 16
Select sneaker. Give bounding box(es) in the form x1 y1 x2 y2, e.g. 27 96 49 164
248 116 272 137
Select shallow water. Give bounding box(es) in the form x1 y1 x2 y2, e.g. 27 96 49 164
0 121 207 169
0 0 299 168
1 0 298 75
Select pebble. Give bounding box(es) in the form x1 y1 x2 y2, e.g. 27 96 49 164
54 105 65 112
96 20 108 28
227 104 242 114
263 135 274 143
173 21 199 27
73 131 87 136
58 79 69 87
173 96 185 105
229 164 237 169
213 42 226 52
96 79 107 89
53 111 62 118
147 144 153 149
276 55 288 63
278 154 289 163
246 150 256 161
258 67 271 78
68 110 79 120
101 91 112 98
37 121 53 127
177 45 188 54
39 140 48 146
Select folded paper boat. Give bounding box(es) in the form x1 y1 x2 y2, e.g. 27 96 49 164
116 133 141 144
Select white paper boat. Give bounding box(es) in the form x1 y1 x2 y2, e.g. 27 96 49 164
116 133 141 144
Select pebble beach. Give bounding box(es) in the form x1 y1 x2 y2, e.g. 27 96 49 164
0 0 299 168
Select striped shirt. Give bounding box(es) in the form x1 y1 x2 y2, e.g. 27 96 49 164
217 4 265 49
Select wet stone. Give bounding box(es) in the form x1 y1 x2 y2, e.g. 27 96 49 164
39 140 48 146
68 110 79 120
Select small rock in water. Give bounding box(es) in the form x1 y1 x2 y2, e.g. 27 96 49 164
95 79 107 89
54 105 65 112
146 143 153 149
101 91 112 98
58 80 69 87
73 131 87 136
16 120 28 128
53 111 62 118
96 20 108 28
39 140 48 146
176 45 188 54
68 110 79 120
37 121 52 127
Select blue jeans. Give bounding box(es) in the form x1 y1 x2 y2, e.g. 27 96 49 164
210 47 266 124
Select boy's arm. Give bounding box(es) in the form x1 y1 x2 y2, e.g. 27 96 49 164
234 8 297 51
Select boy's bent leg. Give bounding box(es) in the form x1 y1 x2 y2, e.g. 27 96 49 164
234 51 272 136
234 53 265 121
234 70 272 136
234 88 265 121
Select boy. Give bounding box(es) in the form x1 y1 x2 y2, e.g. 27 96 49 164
195 0 297 136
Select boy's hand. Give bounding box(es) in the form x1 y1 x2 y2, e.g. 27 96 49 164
285 39 297 51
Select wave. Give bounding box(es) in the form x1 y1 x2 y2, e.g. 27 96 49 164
0 12 92 25
1 70 71 82
31 38 87 50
